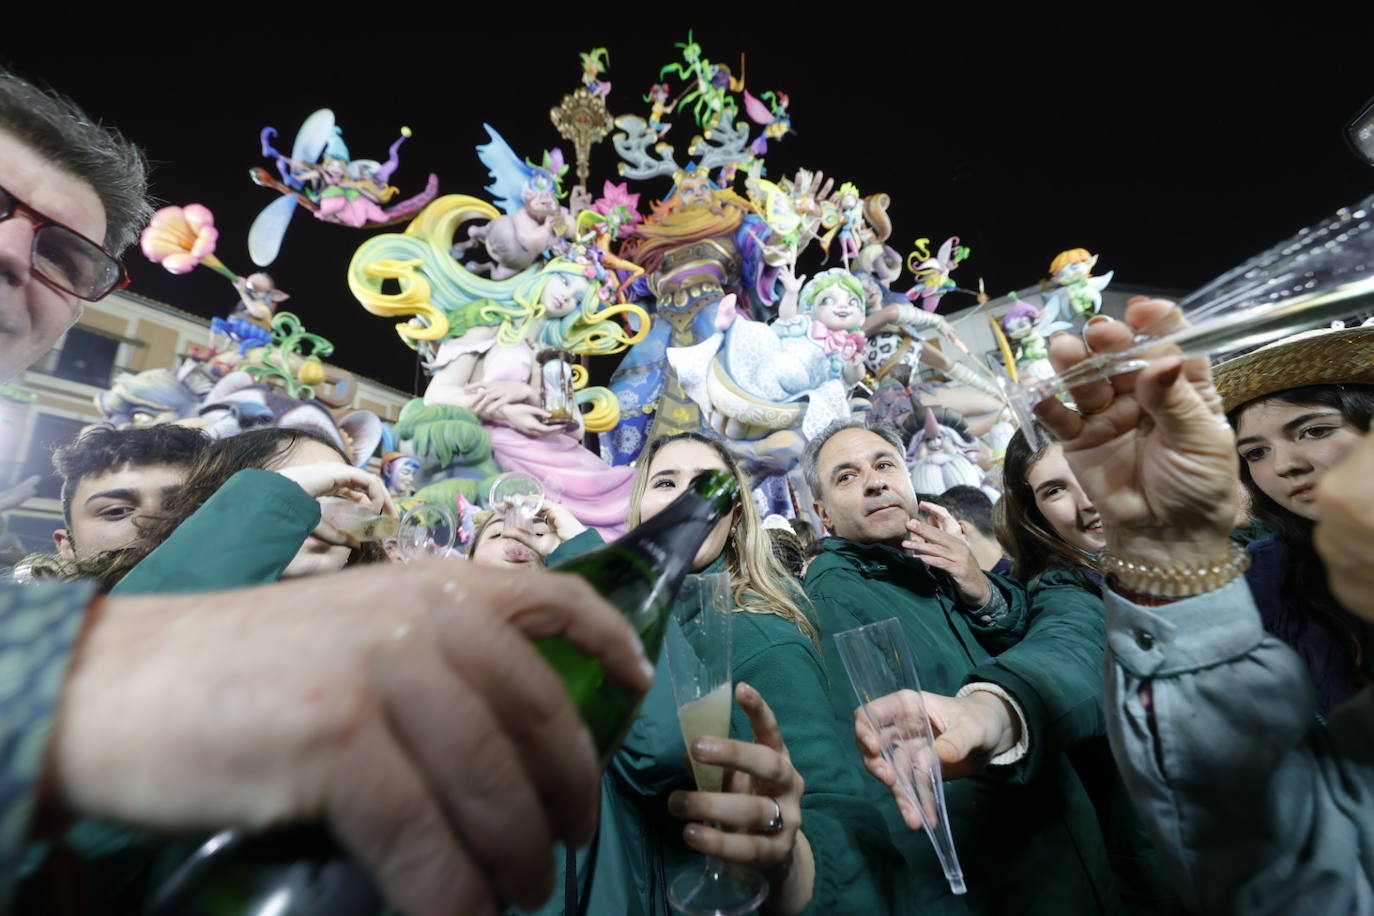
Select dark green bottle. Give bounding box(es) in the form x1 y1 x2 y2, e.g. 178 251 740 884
540 468 739 762
148 469 739 915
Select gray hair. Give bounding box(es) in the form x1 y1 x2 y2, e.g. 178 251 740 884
802 417 906 496
0 70 151 254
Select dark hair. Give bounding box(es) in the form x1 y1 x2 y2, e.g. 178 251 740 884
928 485 996 539
994 426 1099 584
788 516 816 547
768 528 806 580
74 427 386 591
0 69 152 253
1228 383 1374 671
55 424 209 529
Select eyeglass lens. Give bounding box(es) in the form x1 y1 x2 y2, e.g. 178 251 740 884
0 185 121 300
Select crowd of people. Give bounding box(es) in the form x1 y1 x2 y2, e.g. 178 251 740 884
2 67 1373 916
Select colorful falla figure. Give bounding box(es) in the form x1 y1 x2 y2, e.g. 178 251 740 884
381 451 423 497
1042 247 1113 318
714 267 867 403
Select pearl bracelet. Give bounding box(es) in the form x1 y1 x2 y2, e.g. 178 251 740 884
1098 543 1251 599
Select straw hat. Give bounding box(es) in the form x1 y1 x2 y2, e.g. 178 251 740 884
1213 325 1374 413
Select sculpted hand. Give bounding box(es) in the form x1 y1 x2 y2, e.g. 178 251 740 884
466 380 536 418
668 683 815 913
504 403 566 437
1314 434 1374 619
55 560 654 916
1035 299 1238 567
855 688 1019 829
902 501 990 607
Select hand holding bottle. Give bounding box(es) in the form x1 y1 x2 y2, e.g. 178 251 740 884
54 559 654 916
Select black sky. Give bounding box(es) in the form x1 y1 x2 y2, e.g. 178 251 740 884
6 21 1371 393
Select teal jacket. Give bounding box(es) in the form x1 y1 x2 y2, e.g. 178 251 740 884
113 469 319 597
21 470 321 912
804 538 1120 915
527 534 899 915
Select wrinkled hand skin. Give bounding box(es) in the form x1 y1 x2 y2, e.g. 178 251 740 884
54 559 653 916
1314 434 1374 620
1036 298 1238 569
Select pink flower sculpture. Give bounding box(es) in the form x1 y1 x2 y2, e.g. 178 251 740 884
141 204 230 276
592 181 642 238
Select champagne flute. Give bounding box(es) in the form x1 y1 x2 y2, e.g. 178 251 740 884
664 572 769 916
488 471 544 535
393 500 458 562
835 618 967 896
1004 193 1374 448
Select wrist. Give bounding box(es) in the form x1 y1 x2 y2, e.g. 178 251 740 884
1099 541 1251 599
961 688 1020 757
1104 529 1233 570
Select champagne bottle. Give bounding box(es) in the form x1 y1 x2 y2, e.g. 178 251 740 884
540 468 739 761
148 470 739 916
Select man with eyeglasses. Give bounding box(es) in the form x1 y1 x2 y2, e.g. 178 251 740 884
0 69 651 915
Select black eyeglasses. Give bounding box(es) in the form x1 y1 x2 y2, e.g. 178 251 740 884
0 183 127 301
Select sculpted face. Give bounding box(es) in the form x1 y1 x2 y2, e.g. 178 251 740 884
1236 397 1366 522
55 462 188 559
541 273 588 318
812 283 864 332
0 129 108 383
812 427 917 546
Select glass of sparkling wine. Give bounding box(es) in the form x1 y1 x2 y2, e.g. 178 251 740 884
835 618 967 896
1005 192 1374 449
664 572 769 916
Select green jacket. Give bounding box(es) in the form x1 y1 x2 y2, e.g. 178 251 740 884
804 539 1120 915
23 470 320 912
113 469 319 597
528 535 898 915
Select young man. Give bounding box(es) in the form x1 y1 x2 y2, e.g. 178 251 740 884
51 424 207 558
0 68 650 916
801 419 1117 913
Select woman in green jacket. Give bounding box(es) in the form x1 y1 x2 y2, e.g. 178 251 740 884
537 432 897 916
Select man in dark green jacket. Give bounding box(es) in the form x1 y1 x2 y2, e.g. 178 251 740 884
802 419 1120 915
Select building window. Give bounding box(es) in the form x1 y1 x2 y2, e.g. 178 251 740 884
18 413 88 501
50 327 119 388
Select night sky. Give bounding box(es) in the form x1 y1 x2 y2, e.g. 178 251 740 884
6 21 1371 394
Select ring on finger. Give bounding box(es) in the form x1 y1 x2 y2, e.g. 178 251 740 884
763 798 784 835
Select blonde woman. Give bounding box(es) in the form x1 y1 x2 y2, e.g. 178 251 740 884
530 432 896 916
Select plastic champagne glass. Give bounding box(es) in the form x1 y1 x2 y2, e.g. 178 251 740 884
664 572 769 916
393 500 458 562
835 617 967 896
488 470 545 534
1004 192 1374 448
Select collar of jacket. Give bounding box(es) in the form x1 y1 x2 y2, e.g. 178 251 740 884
814 536 946 592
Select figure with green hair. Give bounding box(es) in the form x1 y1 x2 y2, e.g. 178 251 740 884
351 196 648 536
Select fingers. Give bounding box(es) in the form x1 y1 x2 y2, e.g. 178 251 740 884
431 593 603 849
915 502 961 538
690 735 793 789
450 565 654 694
736 681 784 753
327 729 502 916
370 637 555 910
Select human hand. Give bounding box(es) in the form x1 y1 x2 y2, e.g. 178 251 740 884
1036 299 1237 568
540 500 588 547
667 683 815 912
855 688 1020 830
55 560 655 916
274 463 397 548
902 502 991 608
466 380 536 419
1314 433 1374 620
